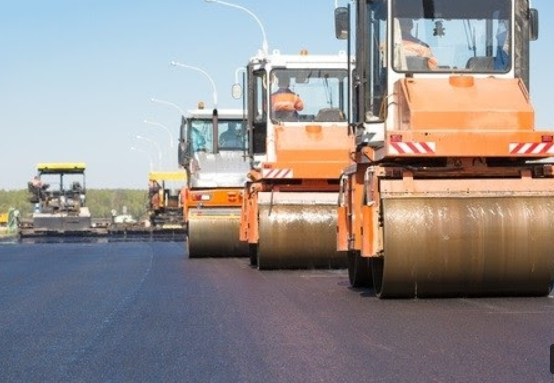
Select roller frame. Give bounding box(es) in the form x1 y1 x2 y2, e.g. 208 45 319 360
376 195 554 298
370 170 554 298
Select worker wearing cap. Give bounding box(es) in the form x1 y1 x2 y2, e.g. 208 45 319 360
399 18 438 69
271 73 304 117
148 180 161 211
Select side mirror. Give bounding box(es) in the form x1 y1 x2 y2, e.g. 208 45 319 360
529 8 539 41
232 83 243 100
334 7 349 40
178 140 189 167
178 116 190 167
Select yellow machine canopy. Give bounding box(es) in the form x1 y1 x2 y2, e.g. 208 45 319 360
148 171 187 182
37 162 86 174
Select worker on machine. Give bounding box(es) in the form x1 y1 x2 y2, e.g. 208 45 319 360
399 18 438 69
271 73 304 121
31 176 48 189
219 122 242 148
494 19 510 70
29 176 49 200
72 181 83 193
148 179 161 211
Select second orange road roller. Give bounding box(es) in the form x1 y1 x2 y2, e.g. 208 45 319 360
239 50 353 269
335 0 554 297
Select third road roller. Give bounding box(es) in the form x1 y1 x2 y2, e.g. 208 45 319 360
179 106 250 258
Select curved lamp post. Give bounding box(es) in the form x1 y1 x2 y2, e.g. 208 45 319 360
170 61 218 108
143 119 174 150
130 146 154 172
150 97 186 117
136 135 163 170
204 0 268 56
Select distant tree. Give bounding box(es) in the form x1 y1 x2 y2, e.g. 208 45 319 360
0 190 31 216
86 189 149 219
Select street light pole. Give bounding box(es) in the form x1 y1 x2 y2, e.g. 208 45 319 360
170 61 218 108
130 146 154 172
150 97 186 117
143 119 174 150
234 67 246 85
136 135 163 170
204 0 268 56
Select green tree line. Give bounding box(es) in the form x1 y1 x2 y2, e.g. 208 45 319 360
0 189 149 219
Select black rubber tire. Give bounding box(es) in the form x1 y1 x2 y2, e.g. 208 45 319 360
371 256 384 297
347 251 373 288
249 244 258 267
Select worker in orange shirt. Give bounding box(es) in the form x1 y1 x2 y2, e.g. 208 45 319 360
271 73 304 121
148 179 161 211
399 18 438 69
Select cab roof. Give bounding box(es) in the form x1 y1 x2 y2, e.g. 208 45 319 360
186 108 245 120
148 171 187 182
250 50 351 69
37 162 86 174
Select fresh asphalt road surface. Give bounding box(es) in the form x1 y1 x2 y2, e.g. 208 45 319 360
1 241 553 383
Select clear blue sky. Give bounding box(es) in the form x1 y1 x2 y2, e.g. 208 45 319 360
1 0 553 190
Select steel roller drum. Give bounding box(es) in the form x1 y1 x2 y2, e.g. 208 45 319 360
256 192 347 269
375 197 554 298
187 208 249 258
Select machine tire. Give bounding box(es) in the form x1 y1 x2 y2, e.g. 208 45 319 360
249 244 258 267
375 197 554 298
371 256 384 297
347 251 373 288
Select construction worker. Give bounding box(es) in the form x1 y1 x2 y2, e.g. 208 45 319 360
30 176 49 199
72 181 83 193
31 176 42 188
494 19 510 70
399 18 438 69
271 73 304 120
219 122 242 148
148 180 161 211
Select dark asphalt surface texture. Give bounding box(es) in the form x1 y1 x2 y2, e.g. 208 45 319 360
1 241 553 383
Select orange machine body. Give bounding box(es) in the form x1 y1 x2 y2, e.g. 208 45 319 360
338 76 554 257
383 77 552 159
240 124 353 244
184 188 244 225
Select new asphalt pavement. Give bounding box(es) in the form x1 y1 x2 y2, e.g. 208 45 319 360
1 241 553 383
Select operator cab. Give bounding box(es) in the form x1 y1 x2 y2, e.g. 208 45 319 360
266 68 348 123
29 163 87 214
178 108 247 167
185 116 247 154
390 0 515 73
337 0 539 144
178 108 249 190
247 51 351 161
